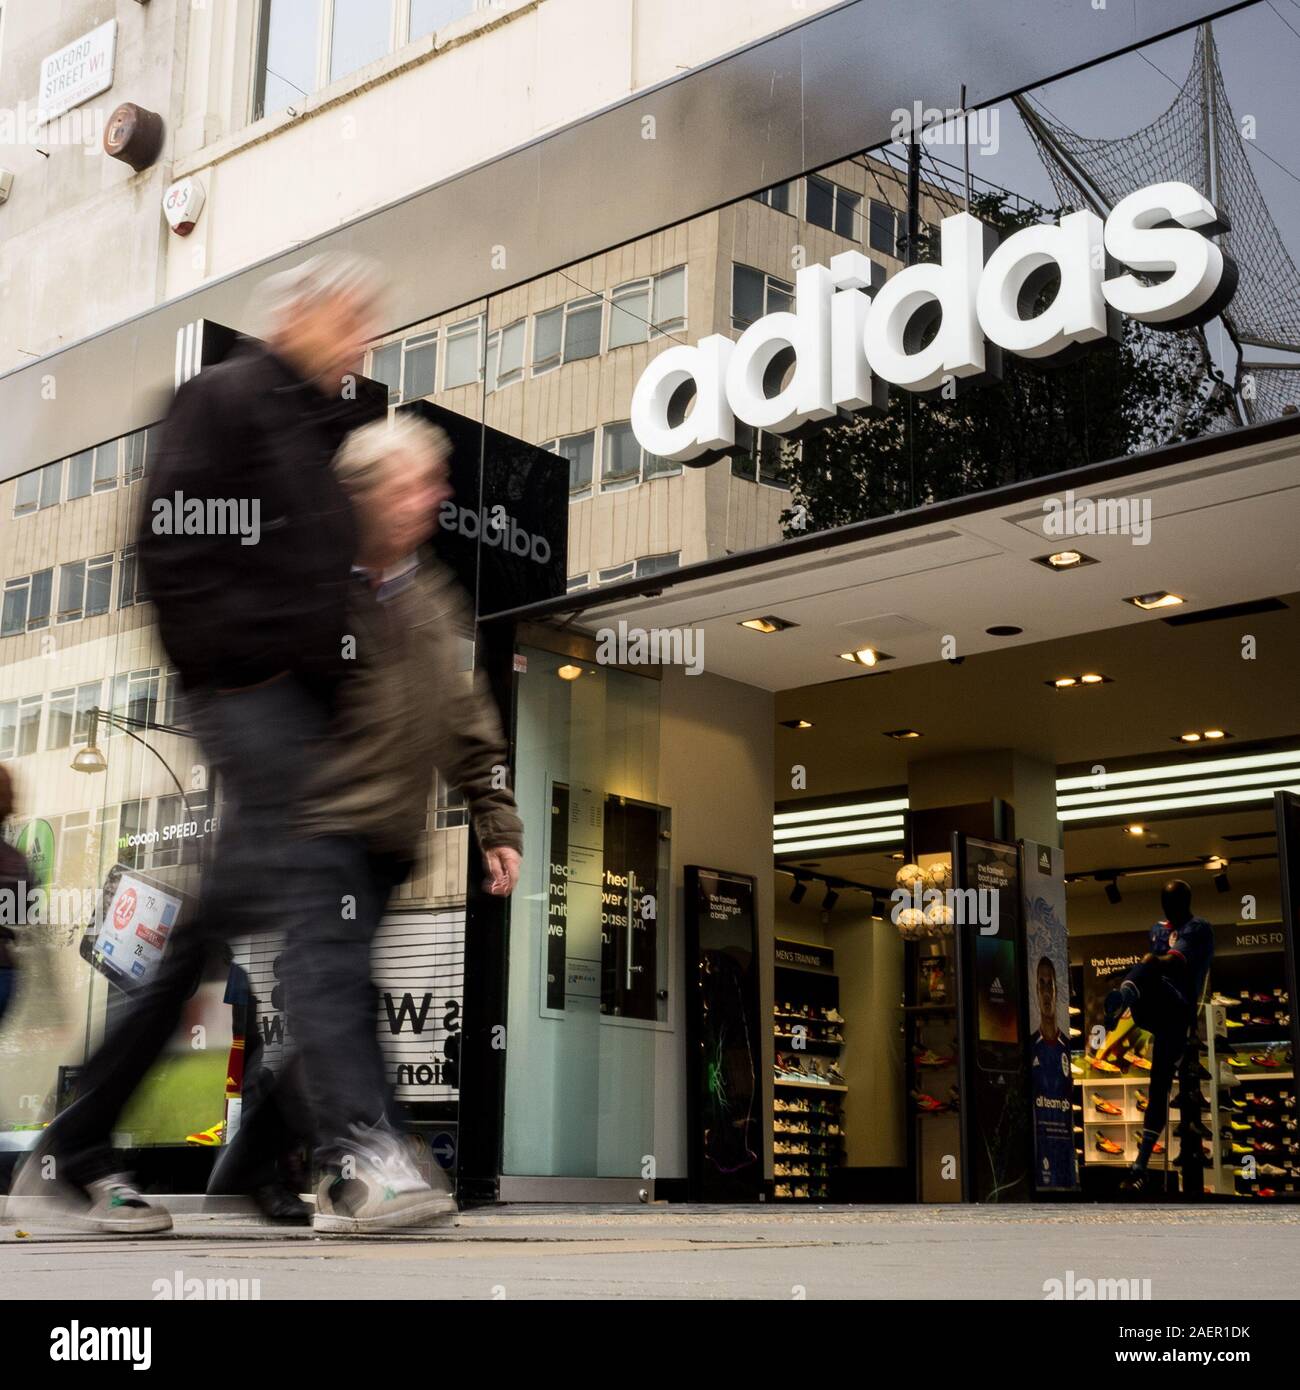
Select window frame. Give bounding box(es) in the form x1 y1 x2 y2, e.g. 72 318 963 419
442 314 484 390
606 265 688 350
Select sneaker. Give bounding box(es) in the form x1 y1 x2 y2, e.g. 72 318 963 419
5 1145 172 1235
1093 1097 1123 1117
186 1121 225 1147
313 1121 458 1235
1094 1133 1125 1156
1211 993 1240 1007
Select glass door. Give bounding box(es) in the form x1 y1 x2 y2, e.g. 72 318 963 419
502 645 668 1190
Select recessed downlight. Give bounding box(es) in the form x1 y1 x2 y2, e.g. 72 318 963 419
883 728 922 740
1174 728 1233 744
740 615 798 633
779 718 814 730
557 663 584 681
838 647 894 667
1034 551 1097 571
1180 732 1202 742
1125 590 1185 611
1048 673 1112 688
986 625 1024 637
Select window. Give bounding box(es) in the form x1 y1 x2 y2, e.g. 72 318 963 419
57 555 112 623
552 432 595 497
402 333 439 400
123 427 159 483
870 199 901 257
608 266 687 349
731 263 794 331
433 769 468 830
443 316 483 389
597 562 635 585
806 175 861 239
565 575 589 594
0 702 13 758
255 0 323 119
110 668 160 733
16 695 40 757
328 0 391 82
152 792 208 868
599 422 680 491
66 445 117 499
45 683 99 751
161 667 186 727
409 0 476 40
531 296 602 373
370 341 402 403
636 553 680 578
485 320 525 393
601 423 641 489
119 546 147 608
1 569 52 636
753 180 797 214
14 461 61 515
731 428 794 487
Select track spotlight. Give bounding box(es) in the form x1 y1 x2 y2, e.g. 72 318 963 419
1104 878 1122 905
789 876 807 905
821 884 839 912
1214 871 1230 894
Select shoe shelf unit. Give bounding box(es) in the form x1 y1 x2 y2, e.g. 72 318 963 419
773 939 845 1201
1079 1072 1175 1172
1205 977 1297 1199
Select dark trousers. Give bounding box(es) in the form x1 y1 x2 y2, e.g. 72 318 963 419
43 678 384 1185
1128 956 1196 1148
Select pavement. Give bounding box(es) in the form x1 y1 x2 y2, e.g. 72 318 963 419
3 1202 1298 1299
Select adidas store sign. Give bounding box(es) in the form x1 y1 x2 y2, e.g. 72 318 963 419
630 181 1238 465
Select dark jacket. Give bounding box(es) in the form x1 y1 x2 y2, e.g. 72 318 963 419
297 559 524 859
138 339 380 702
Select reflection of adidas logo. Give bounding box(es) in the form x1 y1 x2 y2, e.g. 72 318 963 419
437 501 552 564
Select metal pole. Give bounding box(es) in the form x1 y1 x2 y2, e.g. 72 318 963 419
906 138 920 265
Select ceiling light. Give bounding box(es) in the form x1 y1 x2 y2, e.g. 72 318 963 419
557 663 584 681
1047 673 1113 688
789 877 807 905
838 647 893 667
1104 879 1122 905
1204 855 1227 871
1053 676 1078 688
1079 673 1105 685
821 885 839 912
779 718 813 730
1179 732 1202 743
1125 824 1146 836
1214 870 1231 893
1204 729 1227 740
1173 728 1233 744
1125 590 1185 611
740 615 797 633
986 625 1023 637
883 728 922 740
1035 550 1097 570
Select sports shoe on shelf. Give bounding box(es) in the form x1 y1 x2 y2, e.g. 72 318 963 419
1094 1133 1125 1156
1093 1097 1123 1117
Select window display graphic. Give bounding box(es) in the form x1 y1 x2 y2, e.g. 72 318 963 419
685 867 761 1201
545 783 665 1021
1023 841 1078 1193
89 865 182 988
956 835 1030 1202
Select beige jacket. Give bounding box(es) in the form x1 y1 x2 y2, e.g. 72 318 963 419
298 558 524 859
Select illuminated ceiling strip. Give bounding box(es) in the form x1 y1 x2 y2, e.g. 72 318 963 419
1056 748 1300 792
1057 765 1300 808
1058 785 1300 821
774 815 905 841
774 798 909 826
773 828 907 853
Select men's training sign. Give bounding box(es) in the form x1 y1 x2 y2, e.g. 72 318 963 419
630 181 1238 463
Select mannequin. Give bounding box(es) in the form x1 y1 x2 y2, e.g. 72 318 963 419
1104 879 1215 1194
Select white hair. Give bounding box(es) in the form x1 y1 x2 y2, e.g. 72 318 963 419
334 415 452 493
256 252 388 337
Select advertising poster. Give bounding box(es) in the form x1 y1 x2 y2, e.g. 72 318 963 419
1023 840 1079 1192
94 869 182 987
683 866 761 1201
16 819 55 893
957 835 1031 1202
